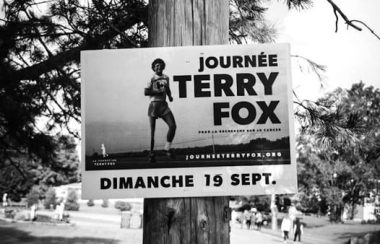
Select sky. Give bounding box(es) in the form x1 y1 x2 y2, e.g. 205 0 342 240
264 0 380 101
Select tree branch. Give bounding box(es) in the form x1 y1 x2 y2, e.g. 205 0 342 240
326 0 362 32
325 0 380 40
349 20 380 40
5 155 27 180
292 54 327 85
8 15 141 81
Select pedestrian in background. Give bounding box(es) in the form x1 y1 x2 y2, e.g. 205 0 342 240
281 214 292 243
293 217 304 243
250 210 257 230
238 211 244 229
2 193 7 207
243 209 252 229
255 210 263 231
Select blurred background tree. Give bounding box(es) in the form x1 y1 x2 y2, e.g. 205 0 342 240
296 82 380 220
64 188 79 211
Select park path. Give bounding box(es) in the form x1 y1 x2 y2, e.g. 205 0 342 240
230 223 341 244
231 227 284 244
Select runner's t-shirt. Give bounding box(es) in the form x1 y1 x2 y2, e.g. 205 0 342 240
147 74 169 102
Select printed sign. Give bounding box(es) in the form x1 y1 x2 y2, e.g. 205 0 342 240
81 44 297 199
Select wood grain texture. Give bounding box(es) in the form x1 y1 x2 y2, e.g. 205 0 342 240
144 197 230 244
148 0 229 47
144 1 230 243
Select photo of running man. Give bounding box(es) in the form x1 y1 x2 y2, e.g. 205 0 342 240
144 58 177 163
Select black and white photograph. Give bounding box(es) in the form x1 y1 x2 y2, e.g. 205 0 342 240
1 0 380 243
81 44 298 199
82 44 295 171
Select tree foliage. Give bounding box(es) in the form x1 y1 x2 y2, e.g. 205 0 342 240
87 199 94 207
229 0 276 43
296 82 380 219
114 200 132 212
25 185 40 206
0 134 79 200
64 188 79 211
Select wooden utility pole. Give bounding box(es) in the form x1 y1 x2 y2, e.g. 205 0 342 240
143 1 230 244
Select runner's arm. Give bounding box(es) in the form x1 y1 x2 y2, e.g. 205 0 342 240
145 79 164 96
164 76 173 102
166 85 173 102
144 88 164 96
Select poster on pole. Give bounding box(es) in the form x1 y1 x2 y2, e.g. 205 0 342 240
81 44 297 199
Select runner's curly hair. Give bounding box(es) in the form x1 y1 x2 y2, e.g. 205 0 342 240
151 58 166 70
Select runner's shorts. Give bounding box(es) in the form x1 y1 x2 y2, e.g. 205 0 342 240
148 101 171 118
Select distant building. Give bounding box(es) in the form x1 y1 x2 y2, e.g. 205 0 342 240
54 182 82 201
53 182 143 212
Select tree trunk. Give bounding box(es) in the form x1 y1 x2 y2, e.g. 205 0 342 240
143 1 230 244
148 0 229 47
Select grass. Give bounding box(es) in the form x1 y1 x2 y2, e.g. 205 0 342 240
259 213 380 244
0 220 140 244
